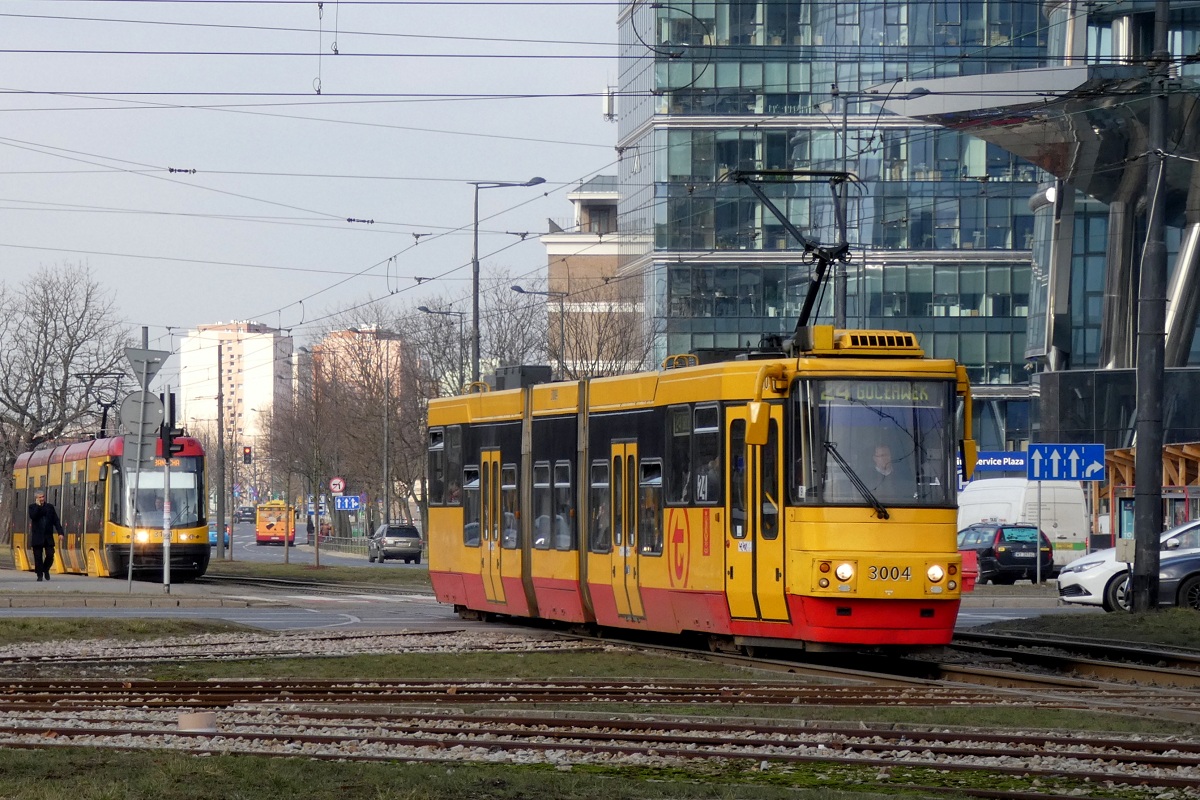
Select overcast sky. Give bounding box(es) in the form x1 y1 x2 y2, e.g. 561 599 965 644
1 0 619 358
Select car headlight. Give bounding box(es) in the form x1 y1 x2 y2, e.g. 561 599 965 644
1060 560 1103 575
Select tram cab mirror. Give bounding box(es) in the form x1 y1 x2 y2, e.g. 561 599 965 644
960 439 977 481
98 464 109 481
746 402 769 446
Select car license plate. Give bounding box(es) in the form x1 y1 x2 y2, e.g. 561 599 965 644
1014 552 1034 558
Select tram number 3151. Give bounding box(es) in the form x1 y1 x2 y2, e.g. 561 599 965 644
869 566 913 581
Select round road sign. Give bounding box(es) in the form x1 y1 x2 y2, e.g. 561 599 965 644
329 476 346 494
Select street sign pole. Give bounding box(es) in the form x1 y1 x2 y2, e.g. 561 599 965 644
121 336 170 592
1037 479 1043 585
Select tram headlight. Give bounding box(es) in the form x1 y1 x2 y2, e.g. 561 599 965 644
927 565 945 583
834 563 854 582
947 580 958 591
135 530 151 543
818 577 830 588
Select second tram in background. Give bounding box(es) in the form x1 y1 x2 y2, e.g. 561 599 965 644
10 436 210 580
427 326 977 652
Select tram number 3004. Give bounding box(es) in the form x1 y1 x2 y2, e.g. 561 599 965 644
868 566 913 581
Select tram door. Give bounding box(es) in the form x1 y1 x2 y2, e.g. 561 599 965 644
480 449 506 604
724 406 788 621
609 442 645 620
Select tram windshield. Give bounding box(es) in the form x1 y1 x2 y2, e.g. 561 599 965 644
125 457 206 527
793 379 954 508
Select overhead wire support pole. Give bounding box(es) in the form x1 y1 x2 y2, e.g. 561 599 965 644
728 169 852 334
1132 0 1171 613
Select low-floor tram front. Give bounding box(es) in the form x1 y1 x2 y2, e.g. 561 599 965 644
10 435 211 580
427 326 978 651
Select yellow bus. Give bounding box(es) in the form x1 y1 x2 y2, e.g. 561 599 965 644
255 500 295 546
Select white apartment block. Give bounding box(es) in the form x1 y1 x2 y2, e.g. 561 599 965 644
178 322 293 444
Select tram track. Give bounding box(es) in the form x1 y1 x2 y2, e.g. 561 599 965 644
0 683 1197 798
196 574 425 597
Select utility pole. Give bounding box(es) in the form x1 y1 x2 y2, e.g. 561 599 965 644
1132 0 1171 612
215 342 227 561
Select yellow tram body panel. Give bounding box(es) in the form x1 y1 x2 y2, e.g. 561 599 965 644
428 326 975 648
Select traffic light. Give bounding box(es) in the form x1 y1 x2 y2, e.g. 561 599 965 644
160 423 185 457
243 446 253 464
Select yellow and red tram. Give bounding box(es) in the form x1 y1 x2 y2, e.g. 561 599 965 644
10 435 210 580
427 326 977 650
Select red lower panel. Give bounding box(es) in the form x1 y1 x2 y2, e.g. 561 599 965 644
530 576 589 623
438 569 958 647
430 571 532 617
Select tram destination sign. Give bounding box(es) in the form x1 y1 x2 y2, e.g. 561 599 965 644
1026 443 1105 482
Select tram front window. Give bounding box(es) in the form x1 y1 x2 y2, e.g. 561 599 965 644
127 457 205 527
794 379 954 508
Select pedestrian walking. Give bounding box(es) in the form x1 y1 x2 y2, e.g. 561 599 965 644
28 491 64 581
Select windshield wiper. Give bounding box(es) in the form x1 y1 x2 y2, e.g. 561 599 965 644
823 442 890 519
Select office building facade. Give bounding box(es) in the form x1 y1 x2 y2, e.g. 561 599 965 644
616 1 1047 397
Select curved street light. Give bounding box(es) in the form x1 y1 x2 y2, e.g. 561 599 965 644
512 285 567 379
348 327 400 525
417 306 466 392
470 176 546 383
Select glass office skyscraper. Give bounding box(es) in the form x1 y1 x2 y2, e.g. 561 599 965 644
616 1 1047 387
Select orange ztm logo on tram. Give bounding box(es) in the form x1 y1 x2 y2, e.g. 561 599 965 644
667 507 691 587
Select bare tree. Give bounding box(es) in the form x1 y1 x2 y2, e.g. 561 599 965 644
558 277 658 379
0 264 131 540
481 267 549 370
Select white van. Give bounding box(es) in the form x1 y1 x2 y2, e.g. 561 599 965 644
956 477 1090 573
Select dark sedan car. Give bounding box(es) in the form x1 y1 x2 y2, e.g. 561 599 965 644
367 524 423 564
957 522 1054 584
1109 551 1200 611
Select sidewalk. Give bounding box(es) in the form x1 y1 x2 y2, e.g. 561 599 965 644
0 566 275 608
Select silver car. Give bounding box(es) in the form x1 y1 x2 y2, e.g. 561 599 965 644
367 524 423 564
1057 520 1200 611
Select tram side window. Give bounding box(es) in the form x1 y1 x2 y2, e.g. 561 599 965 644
427 429 446 506
501 465 519 549
108 468 124 525
589 461 611 552
665 406 691 504
693 405 721 504
533 462 552 550
553 461 575 550
762 419 780 540
730 419 747 539
446 426 463 507
462 466 481 546
639 461 664 556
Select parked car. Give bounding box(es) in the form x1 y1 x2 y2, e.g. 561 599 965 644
1059 520 1200 612
234 506 256 523
207 520 231 548
956 522 1053 584
367 523 423 564
1105 550 1200 612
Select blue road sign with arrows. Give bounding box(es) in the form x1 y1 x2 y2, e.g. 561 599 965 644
1026 443 1105 482
333 495 361 511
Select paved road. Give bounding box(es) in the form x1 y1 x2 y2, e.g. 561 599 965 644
211 522 426 571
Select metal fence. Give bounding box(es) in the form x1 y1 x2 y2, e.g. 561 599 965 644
306 535 368 557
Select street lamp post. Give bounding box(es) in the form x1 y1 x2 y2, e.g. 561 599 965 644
350 327 400 526
511 285 567 379
417 306 466 392
470 177 546 383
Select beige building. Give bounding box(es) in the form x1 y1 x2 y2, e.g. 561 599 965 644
542 176 647 377
178 322 293 445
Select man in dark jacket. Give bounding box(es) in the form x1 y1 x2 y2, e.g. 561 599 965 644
28 492 64 581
